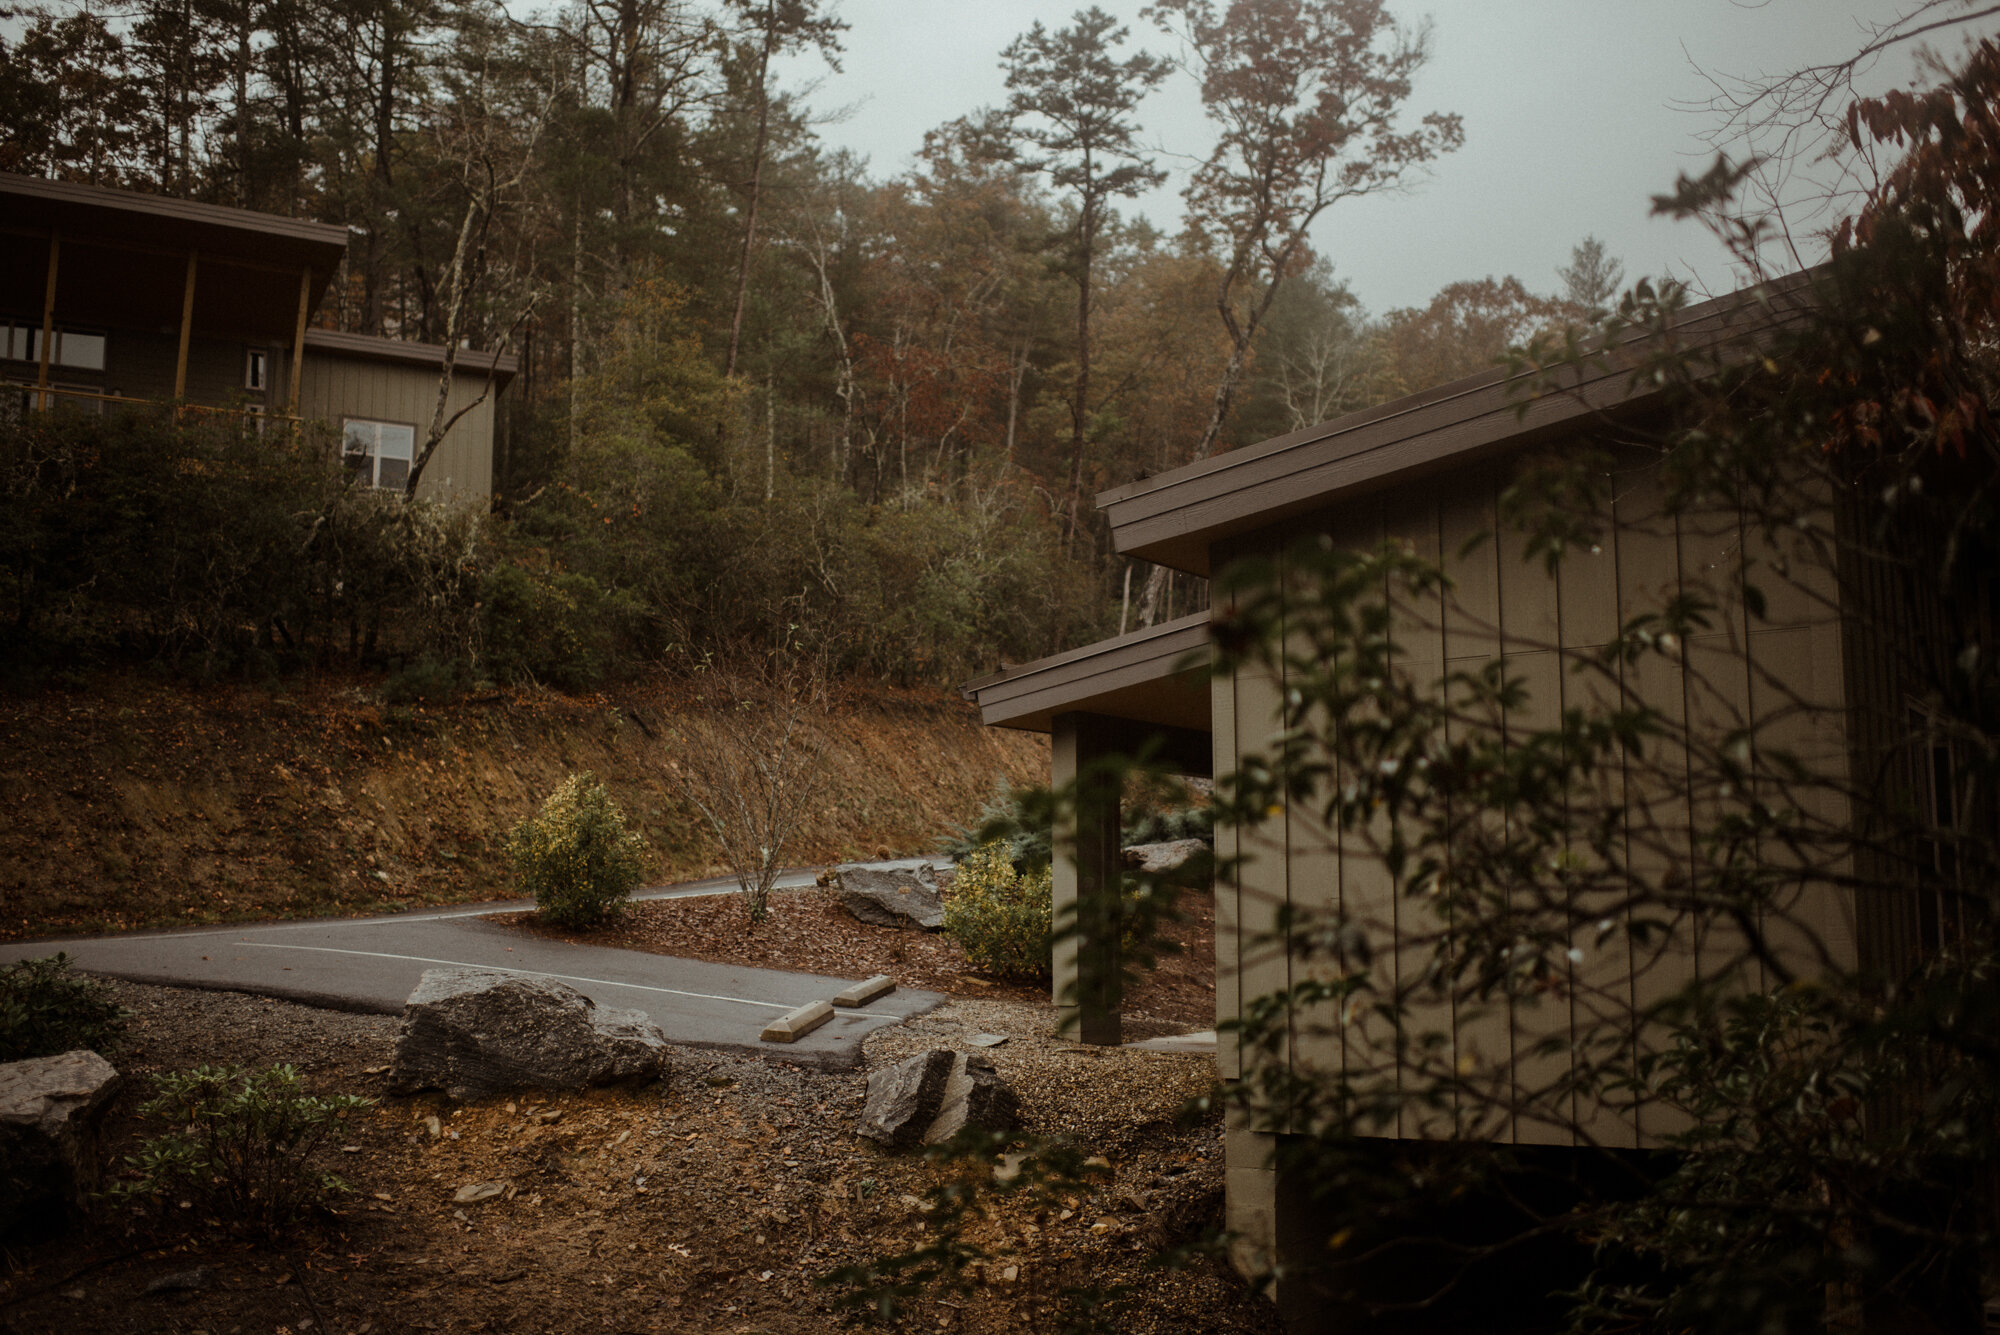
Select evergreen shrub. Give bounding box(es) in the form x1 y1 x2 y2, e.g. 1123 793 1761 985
942 841 1053 983
508 772 645 927
0 952 128 1062
119 1063 371 1237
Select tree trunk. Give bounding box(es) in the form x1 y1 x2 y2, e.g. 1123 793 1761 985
724 9 775 381
233 0 250 204
569 200 583 453
1066 185 1094 547
407 195 480 496
764 370 777 502
1135 562 1171 629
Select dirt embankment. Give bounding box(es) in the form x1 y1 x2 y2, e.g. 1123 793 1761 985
0 675 1046 940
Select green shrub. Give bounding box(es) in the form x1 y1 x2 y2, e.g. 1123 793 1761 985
508 772 646 927
119 1063 371 1237
479 561 636 691
943 841 1053 983
0 953 127 1062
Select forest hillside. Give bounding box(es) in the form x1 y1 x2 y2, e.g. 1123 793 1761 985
1 0 1620 687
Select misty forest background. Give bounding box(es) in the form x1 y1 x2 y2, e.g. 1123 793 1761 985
0 0 1626 690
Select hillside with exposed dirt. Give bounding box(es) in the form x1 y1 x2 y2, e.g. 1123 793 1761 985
0 675 1046 940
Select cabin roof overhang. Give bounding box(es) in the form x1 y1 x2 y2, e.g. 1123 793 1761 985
2 173 350 343
961 610 1211 738
1099 273 1818 577
1 172 351 268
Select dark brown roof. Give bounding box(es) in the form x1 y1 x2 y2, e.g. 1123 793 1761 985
304 328 519 381
961 611 1211 735
1 172 349 269
1100 273 1818 576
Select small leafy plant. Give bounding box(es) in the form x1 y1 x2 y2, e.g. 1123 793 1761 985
0 952 128 1062
508 771 646 928
120 1063 372 1237
941 841 1054 983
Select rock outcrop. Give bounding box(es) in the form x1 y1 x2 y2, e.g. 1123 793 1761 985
389 968 669 1100
0 1049 121 1239
858 1048 1019 1149
835 864 946 931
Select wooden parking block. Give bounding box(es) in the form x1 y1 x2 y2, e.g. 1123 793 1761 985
833 974 895 1007
761 999 833 1043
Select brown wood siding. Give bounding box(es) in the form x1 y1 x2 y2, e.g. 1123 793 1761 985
1212 448 1853 1148
299 351 494 501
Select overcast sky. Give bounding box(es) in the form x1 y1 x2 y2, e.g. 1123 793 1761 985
776 0 1956 315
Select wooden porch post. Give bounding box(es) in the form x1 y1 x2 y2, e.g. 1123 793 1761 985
1051 711 1125 1046
173 251 199 411
287 267 311 419
36 233 59 412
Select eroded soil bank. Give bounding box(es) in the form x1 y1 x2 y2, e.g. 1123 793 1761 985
0 675 1046 939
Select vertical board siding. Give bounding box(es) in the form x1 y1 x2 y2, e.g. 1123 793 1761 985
1383 494 1456 1139
1232 537 1295 1100
1213 593 1244 1081
300 352 495 501
1215 447 1852 1149
1438 481 1513 1141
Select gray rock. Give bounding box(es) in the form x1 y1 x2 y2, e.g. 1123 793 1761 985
836 864 946 931
144 1267 215 1296
389 969 668 1100
0 1049 121 1240
923 1053 1020 1145
1122 838 1212 876
857 1048 956 1148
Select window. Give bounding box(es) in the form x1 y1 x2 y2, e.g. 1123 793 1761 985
343 418 415 490
0 322 105 370
1908 702 1976 951
245 349 268 392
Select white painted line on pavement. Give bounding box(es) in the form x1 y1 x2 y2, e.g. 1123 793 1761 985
71 877 827 940
235 942 900 1020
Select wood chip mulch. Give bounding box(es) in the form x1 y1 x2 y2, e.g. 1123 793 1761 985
499 884 1217 1033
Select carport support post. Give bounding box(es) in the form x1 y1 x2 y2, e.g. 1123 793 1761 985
1051 711 1123 1046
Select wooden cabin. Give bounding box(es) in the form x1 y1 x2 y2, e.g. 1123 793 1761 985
0 172 512 501
963 274 1898 1326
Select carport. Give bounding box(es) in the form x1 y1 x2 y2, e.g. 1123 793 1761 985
961 611 1212 1045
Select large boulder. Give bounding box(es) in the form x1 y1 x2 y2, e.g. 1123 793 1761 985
858 1048 955 1148
836 864 946 932
1122 838 1211 876
858 1048 1019 1150
924 1052 1020 1145
0 1049 121 1239
390 969 669 1101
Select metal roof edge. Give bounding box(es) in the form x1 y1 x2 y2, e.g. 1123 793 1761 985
1098 271 1821 573
0 171 351 250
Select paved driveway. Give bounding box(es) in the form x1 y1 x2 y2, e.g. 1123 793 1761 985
2 862 946 1068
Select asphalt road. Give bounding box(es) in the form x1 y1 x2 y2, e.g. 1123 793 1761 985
2 861 947 1068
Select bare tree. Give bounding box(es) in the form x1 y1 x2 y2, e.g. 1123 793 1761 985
668 665 830 923
405 11 555 496
1145 0 1462 460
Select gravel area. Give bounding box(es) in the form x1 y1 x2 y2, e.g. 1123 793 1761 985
0 979 1277 1335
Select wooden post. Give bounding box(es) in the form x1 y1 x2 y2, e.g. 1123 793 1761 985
36 233 59 412
287 267 311 419
173 250 199 408
1052 711 1125 1046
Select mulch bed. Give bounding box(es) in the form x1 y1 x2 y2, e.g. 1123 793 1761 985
500 883 1218 1035
0 982 1277 1335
